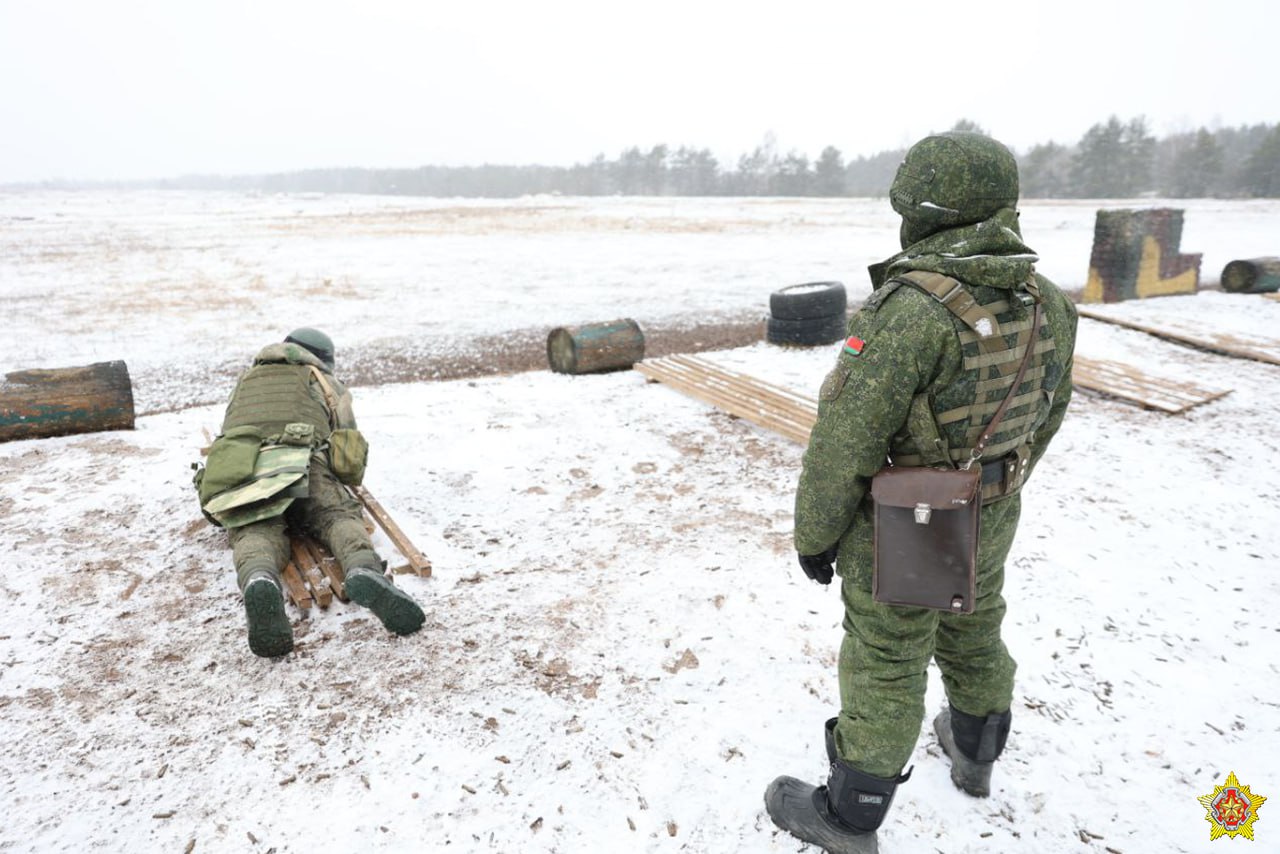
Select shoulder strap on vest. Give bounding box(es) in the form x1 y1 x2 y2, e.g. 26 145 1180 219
893 270 1002 344
307 366 340 431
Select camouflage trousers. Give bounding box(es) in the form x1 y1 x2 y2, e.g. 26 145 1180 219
228 458 380 592
832 496 1022 778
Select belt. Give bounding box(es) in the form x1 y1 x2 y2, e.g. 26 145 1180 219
980 456 1008 486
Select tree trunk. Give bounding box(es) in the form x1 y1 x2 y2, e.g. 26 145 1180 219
0 361 135 443
546 319 645 375
1221 257 1280 293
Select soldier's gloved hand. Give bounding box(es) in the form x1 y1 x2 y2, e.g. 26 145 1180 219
797 545 839 585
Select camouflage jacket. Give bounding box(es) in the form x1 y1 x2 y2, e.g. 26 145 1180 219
793 209 1077 555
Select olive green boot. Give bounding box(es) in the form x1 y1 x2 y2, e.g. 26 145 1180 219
243 569 293 658
344 567 425 636
933 706 1011 798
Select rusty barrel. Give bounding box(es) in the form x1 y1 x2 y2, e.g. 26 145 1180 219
547 319 645 375
1221 257 1280 294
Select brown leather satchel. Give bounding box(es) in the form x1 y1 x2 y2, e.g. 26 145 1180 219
871 300 1043 614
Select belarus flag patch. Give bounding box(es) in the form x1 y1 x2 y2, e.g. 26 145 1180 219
843 336 866 357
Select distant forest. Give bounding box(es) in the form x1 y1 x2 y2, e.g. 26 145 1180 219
63 117 1280 199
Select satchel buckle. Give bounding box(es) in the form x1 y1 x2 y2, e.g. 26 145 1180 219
914 503 932 524
951 596 965 611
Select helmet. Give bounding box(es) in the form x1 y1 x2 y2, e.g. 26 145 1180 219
284 327 335 371
890 132 1019 246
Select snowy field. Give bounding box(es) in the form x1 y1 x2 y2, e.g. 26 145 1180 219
1 194 1279 853
3 192 1277 412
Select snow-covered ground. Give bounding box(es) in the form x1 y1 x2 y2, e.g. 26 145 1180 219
3 192 1277 412
1 194 1279 853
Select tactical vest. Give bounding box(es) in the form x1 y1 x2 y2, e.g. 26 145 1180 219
221 362 333 442
885 271 1057 504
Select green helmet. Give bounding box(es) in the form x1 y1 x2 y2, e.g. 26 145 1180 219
890 132 1019 247
284 327 335 371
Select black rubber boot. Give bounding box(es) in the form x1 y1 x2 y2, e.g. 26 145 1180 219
933 705 1011 798
344 567 425 636
765 758 908 854
243 569 293 658
824 717 838 764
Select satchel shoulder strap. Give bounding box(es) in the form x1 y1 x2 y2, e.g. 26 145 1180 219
965 301 1043 468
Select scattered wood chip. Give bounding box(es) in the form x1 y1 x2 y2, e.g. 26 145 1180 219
462 784 476 795
152 811 175 819
157 763 168 779
556 759 571 771
530 817 543 833
238 718 253 727
183 840 195 854
627 817 636 831
361 774 370 790
279 775 297 786
247 832 258 844
495 755 511 764
667 821 678 837
496 780 509 796
610 751 624 759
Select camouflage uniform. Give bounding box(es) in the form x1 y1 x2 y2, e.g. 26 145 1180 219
206 331 424 659
767 133 1077 852
223 342 380 591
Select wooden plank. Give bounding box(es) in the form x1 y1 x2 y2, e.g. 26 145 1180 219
279 561 313 611
1076 306 1280 366
305 539 348 602
1073 356 1230 414
289 535 334 607
351 485 433 577
1265 293 1280 303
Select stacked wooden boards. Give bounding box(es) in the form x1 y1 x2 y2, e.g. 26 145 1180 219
636 349 1230 446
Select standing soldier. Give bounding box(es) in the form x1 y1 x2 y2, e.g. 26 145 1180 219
765 133 1077 852
197 328 425 658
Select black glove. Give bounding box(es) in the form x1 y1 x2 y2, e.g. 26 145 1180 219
797 545 838 585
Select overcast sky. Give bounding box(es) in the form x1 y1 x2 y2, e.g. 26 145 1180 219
0 0 1274 183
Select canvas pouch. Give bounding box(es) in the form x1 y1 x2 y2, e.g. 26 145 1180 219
198 425 264 505
871 465 981 614
328 427 368 486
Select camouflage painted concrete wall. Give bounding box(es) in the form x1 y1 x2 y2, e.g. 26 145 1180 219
1082 208 1202 303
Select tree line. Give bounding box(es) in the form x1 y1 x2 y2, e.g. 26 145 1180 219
30 117 1280 199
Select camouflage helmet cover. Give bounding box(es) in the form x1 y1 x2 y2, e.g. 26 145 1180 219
284 327 335 371
890 132 1020 246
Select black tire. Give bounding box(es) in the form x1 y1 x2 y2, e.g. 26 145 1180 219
766 313 847 347
769 281 847 321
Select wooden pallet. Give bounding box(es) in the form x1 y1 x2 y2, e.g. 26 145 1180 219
636 352 1225 445
635 354 817 444
1072 356 1230 413
1076 306 1280 367
281 533 345 610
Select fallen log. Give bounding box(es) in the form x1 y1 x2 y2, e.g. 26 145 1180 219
0 361 135 443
